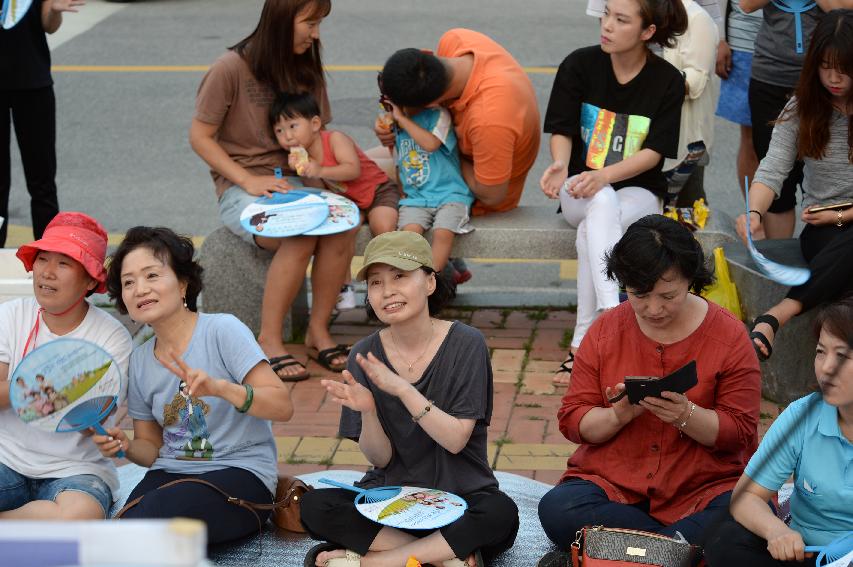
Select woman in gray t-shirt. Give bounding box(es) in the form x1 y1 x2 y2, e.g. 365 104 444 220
301 231 519 567
737 10 853 362
94 227 294 544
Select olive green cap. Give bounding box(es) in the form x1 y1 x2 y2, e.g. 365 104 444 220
355 231 434 281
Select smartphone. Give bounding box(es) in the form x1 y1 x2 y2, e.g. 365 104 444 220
807 202 853 213
609 361 698 404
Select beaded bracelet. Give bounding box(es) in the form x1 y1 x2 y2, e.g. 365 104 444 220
237 383 254 413
412 400 435 423
678 401 696 430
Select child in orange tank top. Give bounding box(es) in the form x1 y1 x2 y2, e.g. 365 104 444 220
270 92 400 235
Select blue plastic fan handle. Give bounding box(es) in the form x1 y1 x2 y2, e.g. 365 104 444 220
274 167 283 179
92 422 125 459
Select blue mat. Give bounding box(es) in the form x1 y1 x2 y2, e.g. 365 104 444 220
113 465 556 566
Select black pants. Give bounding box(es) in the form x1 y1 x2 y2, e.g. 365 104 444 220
748 78 803 214
704 513 816 567
121 467 273 544
300 487 519 562
0 86 60 246
788 223 853 311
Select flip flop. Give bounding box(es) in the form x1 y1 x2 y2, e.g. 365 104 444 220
307 345 350 373
749 314 779 361
326 549 362 567
552 352 574 386
269 354 310 382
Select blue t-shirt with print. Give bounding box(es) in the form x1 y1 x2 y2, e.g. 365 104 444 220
745 393 853 546
395 107 474 208
127 313 277 495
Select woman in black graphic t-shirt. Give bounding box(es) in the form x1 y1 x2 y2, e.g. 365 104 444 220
540 0 687 388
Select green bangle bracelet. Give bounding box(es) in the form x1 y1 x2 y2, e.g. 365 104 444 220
237 383 254 413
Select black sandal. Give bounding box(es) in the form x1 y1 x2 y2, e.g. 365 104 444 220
303 542 340 567
749 314 779 361
269 354 310 382
307 344 350 373
552 351 574 386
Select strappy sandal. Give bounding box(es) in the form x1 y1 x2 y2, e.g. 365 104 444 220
443 550 485 567
552 351 575 386
304 542 339 567
326 549 362 567
749 314 780 362
269 354 310 382
307 344 350 373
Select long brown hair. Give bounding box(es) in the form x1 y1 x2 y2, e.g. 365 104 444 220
230 0 331 94
780 10 853 162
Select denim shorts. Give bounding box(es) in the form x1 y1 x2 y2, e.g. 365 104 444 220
0 462 112 517
217 178 304 245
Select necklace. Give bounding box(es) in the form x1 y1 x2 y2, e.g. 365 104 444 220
389 320 435 375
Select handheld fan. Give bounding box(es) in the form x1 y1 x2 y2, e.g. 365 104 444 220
10 338 125 457
318 479 467 530
1 0 34 30
239 190 329 238
805 532 853 567
302 190 360 236
744 177 810 286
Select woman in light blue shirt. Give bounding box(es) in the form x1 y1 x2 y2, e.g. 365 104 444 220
705 296 853 566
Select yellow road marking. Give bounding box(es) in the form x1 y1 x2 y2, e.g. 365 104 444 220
52 64 557 74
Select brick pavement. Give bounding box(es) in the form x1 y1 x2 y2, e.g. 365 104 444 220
117 306 782 485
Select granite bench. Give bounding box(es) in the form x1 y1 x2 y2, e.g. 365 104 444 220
198 206 737 339
723 238 816 404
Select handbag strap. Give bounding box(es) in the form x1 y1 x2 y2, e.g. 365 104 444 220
114 477 275 555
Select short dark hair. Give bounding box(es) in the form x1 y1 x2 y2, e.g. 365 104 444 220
269 91 322 126
365 267 454 321
813 294 853 348
635 0 689 48
606 214 713 295
380 48 449 108
106 226 203 315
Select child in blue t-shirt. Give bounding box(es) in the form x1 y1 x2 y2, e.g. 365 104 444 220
385 102 473 272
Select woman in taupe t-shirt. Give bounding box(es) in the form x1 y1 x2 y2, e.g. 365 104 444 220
190 0 352 381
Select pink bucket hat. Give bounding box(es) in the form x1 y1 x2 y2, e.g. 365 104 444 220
16 212 109 293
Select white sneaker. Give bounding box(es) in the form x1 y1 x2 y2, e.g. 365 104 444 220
336 284 356 310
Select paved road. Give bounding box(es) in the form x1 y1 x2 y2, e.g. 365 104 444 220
7 0 745 237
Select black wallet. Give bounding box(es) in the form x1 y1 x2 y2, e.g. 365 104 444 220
609 360 698 404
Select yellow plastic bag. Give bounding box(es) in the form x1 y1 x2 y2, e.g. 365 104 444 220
702 247 743 320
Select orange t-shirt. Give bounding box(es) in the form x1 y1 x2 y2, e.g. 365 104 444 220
437 29 541 215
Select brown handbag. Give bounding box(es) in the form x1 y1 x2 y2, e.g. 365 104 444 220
115 473 312 534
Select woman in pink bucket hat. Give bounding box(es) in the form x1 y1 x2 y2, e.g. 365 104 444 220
0 212 132 520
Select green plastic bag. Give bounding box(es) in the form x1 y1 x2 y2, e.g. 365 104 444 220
702 247 743 320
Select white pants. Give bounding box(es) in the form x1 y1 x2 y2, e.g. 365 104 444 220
560 181 662 349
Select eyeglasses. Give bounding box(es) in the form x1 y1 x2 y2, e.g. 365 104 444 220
377 72 392 112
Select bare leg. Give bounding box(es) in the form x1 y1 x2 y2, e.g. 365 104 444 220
368 206 398 236
751 298 802 358
431 228 455 272
736 125 759 196
0 491 104 520
256 235 316 378
763 210 796 239
364 146 396 180
305 228 358 368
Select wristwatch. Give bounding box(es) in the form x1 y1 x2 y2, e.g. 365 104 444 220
837 210 845 227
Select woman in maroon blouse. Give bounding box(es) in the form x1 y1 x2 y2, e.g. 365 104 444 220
537 215 761 567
